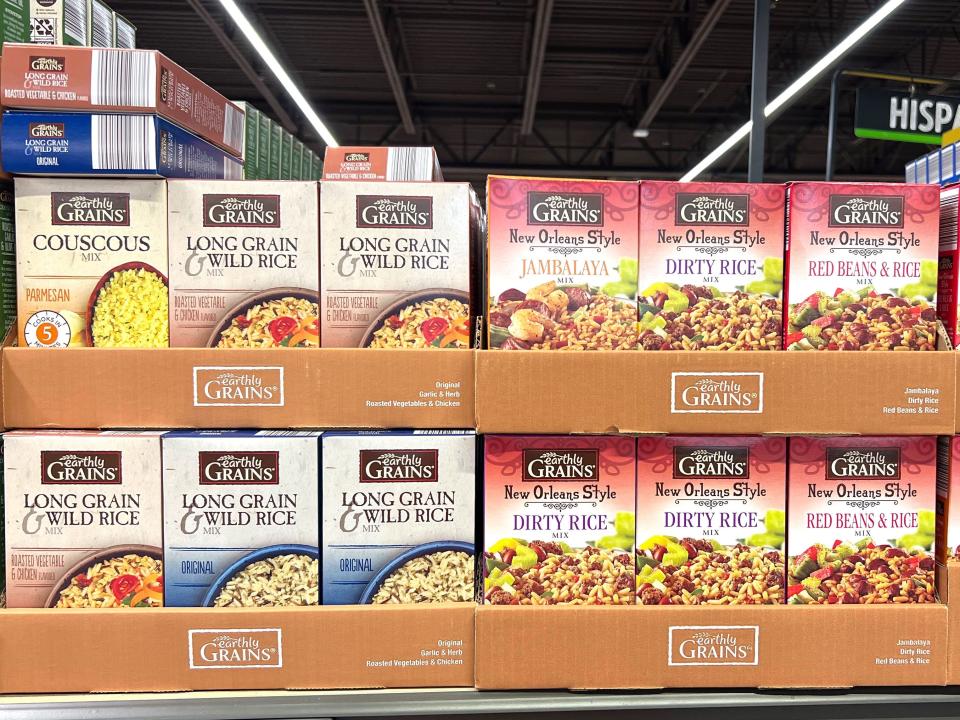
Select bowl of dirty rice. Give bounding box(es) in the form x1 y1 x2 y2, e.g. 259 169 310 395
359 541 475 604
202 544 319 607
87 262 169 347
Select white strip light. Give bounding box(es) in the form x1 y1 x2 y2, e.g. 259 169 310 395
680 0 908 181
217 0 339 147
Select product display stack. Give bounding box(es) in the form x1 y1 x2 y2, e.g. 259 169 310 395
4 11 960 712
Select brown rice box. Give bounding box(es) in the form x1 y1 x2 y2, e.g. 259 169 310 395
167 180 320 348
320 181 476 348
637 181 785 350
785 182 940 350
483 435 636 605
787 436 937 604
936 435 960 564
486 176 639 350
15 177 168 348
635 436 785 605
3 431 164 608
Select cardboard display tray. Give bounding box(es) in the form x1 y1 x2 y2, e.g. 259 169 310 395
1 347 475 429
940 561 960 684
474 604 947 689
0 603 475 693
475 350 956 435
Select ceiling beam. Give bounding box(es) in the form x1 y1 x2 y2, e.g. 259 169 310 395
520 0 554 135
184 0 298 133
636 0 735 131
363 0 416 134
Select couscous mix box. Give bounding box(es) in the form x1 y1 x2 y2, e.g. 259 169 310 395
637 181 784 350
15 177 168 348
483 435 636 605
486 176 639 350
4 431 164 608
161 430 321 607
785 182 940 350
635 436 786 605
320 181 477 349
321 430 476 604
167 180 320 348
787 436 936 604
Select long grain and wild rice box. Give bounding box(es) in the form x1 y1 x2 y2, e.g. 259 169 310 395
15 177 168 348
162 431 321 607
167 180 319 348
637 181 784 350
4 430 164 608
322 146 443 182
0 44 245 158
320 181 478 348
486 176 639 350
787 436 937 604
785 182 940 350
936 435 960 565
322 430 476 604
483 435 636 605
636 436 786 605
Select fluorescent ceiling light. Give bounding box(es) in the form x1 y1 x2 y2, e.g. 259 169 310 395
632 127 651 139
217 0 339 147
681 0 907 181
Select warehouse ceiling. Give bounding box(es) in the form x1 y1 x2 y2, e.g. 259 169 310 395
110 0 960 187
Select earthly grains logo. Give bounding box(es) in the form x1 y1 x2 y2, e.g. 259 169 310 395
825 448 901 480
828 195 905 228
51 192 130 226
29 55 65 72
40 451 122 484
668 626 759 666
675 193 749 226
522 450 600 481
359 450 438 482
189 629 282 670
672 447 750 479
198 452 279 485
28 122 64 138
356 196 433 228
526 192 603 226
202 194 281 228
345 152 370 162
193 367 285 407
671 373 763 414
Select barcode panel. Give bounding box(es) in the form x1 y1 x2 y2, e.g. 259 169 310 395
224 105 245 153
64 0 87 43
90 50 156 109
91 115 157 171
91 2 113 47
386 147 432 181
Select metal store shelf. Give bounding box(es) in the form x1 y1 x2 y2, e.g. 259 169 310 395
4 688 960 720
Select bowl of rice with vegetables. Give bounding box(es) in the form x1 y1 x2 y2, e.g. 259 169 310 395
209 287 319 348
46 545 163 608
361 289 472 349
87 262 169 347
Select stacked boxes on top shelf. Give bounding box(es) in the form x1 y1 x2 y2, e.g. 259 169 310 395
0 44 244 178
235 103 322 180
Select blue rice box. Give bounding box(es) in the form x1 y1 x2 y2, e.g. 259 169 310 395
162 430 321 607
1 111 243 178
321 430 476 605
